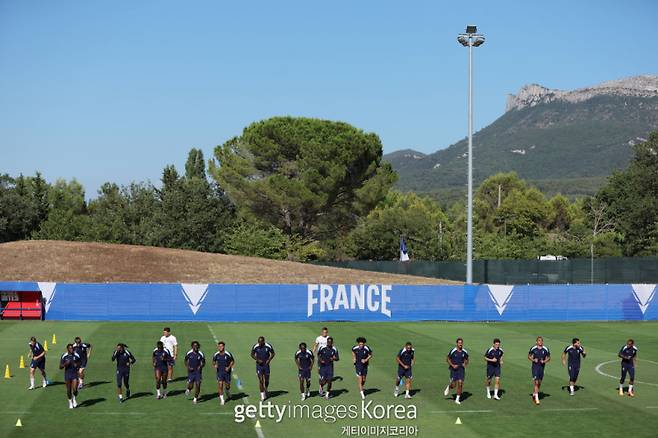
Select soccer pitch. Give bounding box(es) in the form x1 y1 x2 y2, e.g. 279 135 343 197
1 321 657 437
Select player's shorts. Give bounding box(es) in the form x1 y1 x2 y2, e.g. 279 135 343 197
256 363 270 376
116 369 130 387
30 358 45 370
168 359 176 366
298 368 311 379
532 364 545 381
319 365 334 381
64 369 78 382
568 365 580 381
187 371 202 383
397 366 413 379
487 365 501 379
79 357 88 368
450 366 465 382
355 364 368 377
156 365 168 374
217 370 232 383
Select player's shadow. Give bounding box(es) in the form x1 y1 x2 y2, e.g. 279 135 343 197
167 389 186 397
561 385 585 392
409 389 421 396
171 377 187 383
84 381 110 388
199 393 217 402
229 392 248 401
267 390 288 399
329 389 349 398
128 392 152 400
78 397 106 407
364 388 380 396
529 392 551 400
47 381 65 387
332 376 344 382
451 392 472 401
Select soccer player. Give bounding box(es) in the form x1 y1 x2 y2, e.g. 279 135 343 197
618 338 638 397
73 336 92 389
28 336 48 390
251 336 276 401
160 327 178 382
484 338 504 400
184 341 205 404
153 341 172 399
313 327 329 395
59 344 81 409
528 336 551 405
111 343 136 402
562 338 586 396
394 342 415 399
444 338 469 405
295 342 314 400
352 337 373 400
317 337 339 399
212 341 235 405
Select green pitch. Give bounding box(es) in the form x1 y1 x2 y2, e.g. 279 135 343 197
1 321 658 437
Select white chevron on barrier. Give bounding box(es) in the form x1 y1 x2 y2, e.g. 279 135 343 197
180 283 209 315
37 282 57 313
487 285 515 316
631 284 657 315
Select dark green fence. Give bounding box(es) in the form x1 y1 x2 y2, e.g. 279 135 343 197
313 257 658 284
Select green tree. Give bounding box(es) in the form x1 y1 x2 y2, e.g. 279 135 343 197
33 179 90 240
210 117 396 242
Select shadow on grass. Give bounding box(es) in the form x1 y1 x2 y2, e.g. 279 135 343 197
128 392 152 400
78 397 106 407
268 390 288 399
364 388 380 396
83 381 110 389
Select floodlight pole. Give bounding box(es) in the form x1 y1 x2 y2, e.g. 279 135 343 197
458 26 484 284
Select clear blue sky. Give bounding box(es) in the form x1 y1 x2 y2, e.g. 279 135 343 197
2 0 657 196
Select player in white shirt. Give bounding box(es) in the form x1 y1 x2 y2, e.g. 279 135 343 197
312 327 329 396
160 327 178 382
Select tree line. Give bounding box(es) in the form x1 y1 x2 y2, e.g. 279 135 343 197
1 117 656 261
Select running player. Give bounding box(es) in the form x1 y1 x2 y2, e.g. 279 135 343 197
394 342 415 399
528 336 551 405
619 338 638 397
59 344 81 409
251 336 275 401
444 338 469 405
184 341 205 404
160 327 178 382
111 343 136 402
73 336 92 389
317 337 339 399
28 336 48 390
352 337 373 400
153 341 171 399
313 327 329 396
295 342 314 400
561 338 586 396
484 338 504 400
212 341 234 405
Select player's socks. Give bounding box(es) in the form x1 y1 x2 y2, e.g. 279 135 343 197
494 388 499 397
157 388 161 398
301 393 305 401
185 388 190 397
629 384 634 396
394 386 399 397
405 390 410 399
570 385 575 395
72 396 77 408
69 399 73 409
260 391 265 401
42 378 47 388
455 394 461 405
486 386 491 399
325 391 330 400
619 384 624 396
443 385 450 397
360 390 365 400
29 376 35 389
193 397 198 404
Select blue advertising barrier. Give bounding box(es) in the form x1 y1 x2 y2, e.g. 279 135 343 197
0 282 656 322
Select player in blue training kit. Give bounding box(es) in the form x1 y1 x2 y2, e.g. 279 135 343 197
73 336 92 389
213 341 234 405
295 342 314 401
352 337 373 400
484 338 504 400
619 338 638 397
528 336 551 405
59 344 81 409
394 342 415 399
28 336 48 390
111 343 136 402
153 341 172 399
185 341 205 404
561 338 586 396
317 337 339 399
251 336 276 401
444 338 469 404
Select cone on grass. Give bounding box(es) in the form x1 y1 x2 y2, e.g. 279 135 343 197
4 364 11 379
19 355 25 369
455 417 462 425
52 333 57 345
255 420 262 429
43 340 48 352
16 419 22 427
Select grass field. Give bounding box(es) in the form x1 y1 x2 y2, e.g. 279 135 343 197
1 321 658 437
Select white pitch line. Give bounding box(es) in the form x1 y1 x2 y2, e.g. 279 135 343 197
646 406 658 409
431 410 494 414
544 408 599 412
594 360 658 387
208 324 265 438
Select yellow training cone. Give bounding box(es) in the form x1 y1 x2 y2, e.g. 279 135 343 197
16 419 22 427
19 356 25 369
255 420 262 428
43 340 48 352
52 334 57 345
4 364 11 379
455 417 462 425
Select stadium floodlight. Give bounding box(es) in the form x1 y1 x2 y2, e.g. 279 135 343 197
457 25 485 284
